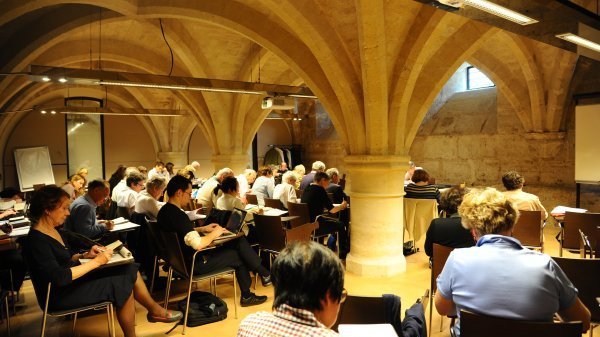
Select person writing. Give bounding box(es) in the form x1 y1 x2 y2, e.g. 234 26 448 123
24 185 182 337
64 180 114 239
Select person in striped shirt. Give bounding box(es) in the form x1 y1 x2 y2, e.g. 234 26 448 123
404 169 440 202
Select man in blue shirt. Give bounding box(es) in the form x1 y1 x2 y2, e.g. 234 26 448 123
64 180 114 239
434 188 590 336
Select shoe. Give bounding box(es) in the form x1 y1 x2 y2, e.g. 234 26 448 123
261 275 272 287
147 310 183 323
240 292 268 307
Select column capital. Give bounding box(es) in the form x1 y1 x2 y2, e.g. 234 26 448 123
345 155 411 170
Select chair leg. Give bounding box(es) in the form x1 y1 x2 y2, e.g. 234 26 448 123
164 268 173 310
428 291 433 337
182 277 195 335
72 312 78 336
150 256 158 293
440 314 444 332
233 272 238 319
4 295 10 337
214 278 218 297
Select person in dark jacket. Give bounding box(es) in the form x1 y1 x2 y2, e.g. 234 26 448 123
424 186 475 258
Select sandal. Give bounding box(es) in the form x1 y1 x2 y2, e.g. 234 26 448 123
147 309 183 323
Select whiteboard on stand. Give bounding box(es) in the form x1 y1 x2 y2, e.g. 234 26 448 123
14 146 55 192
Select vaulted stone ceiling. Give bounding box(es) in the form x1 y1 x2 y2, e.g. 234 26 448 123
0 0 583 165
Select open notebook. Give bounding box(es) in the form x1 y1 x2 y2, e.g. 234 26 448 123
79 240 134 268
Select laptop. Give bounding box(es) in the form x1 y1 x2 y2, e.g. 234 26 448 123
212 208 247 243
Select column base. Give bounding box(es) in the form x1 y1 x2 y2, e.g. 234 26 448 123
345 252 406 277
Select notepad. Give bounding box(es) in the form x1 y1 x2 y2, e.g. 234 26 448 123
338 324 399 337
80 240 133 268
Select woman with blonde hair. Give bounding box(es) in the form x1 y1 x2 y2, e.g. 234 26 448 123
61 174 85 200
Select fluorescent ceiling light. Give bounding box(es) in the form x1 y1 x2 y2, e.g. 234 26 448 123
464 0 538 26
35 106 188 117
556 33 600 53
28 65 317 99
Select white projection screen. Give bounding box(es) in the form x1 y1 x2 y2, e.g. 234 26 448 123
14 146 55 192
575 104 600 183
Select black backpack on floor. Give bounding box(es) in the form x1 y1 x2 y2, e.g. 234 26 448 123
175 291 228 328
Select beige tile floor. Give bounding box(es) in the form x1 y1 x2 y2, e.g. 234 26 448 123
2 224 591 337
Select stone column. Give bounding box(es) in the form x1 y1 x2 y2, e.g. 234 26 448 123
211 153 251 176
344 155 410 277
157 151 188 170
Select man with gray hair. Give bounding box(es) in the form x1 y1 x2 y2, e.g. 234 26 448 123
111 166 141 202
300 160 326 190
65 179 114 239
325 168 346 204
196 167 235 210
237 169 257 201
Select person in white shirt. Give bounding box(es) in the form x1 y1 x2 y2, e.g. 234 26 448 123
134 176 167 220
117 171 146 216
196 167 234 210
252 166 275 206
237 169 257 202
111 167 141 202
148 161 170 181
273 171 298 209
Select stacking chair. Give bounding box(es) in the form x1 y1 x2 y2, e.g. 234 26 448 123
253 214 317 265
32 281 115 337
429 243 455 336
404 198 438 242
116 206 130 220
332 295 387 332
0 289 9 337
563 212 600 254
264 198 284 210
245 194 258 205
512 210 544 252
286 202 337 249
552 257 600 336
160 231 237 334
146 219 168 294
459 310 582 337
580 229 594 258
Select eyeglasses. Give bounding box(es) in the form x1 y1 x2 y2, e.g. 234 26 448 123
340 288 347 304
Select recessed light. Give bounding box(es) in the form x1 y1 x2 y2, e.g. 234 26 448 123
50 110 56 114
41 76 51 82
41 110 47 114
58 78 67 83
556 33 600 53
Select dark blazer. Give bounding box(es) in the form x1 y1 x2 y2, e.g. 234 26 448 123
424 216 475 257
326 183 346 203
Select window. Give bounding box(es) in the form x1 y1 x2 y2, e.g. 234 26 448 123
467 66 494 90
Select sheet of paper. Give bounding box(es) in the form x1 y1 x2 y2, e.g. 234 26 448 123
338 324 398 337
110 222 140 232
550 206 587 215
185 209 207 221
111 217 129 225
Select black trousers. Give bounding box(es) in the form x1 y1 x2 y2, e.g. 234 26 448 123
316 216 349 258
193 237 267 295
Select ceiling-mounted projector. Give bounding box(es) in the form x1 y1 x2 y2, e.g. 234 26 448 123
431 0 463 11
262 96 295 110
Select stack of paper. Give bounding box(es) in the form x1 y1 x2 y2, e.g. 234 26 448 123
550 206 587 216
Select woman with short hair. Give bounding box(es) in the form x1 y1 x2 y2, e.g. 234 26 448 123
252 166 275 206
404 169 440 202
273 171 298 209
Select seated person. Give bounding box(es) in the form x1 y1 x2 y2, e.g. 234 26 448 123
325 168 347 204
196 168 234 210
252 166 275 206
157 175 270 307
148 161 170 181
237 169 257 202
301 172 349 259
404 169 440 202
300 161 326 191
61 174 85 200
108 165 127 196
111 167 141 203
273 171 298 209
293 165 306 189
434 188 591 336
424 186 475 258
137 166 148 178
117 172 146 216
0 187 23 203
134 177 166 220
237 241 427 337
24 186 182 337
501 171 548 219
64 180 114 239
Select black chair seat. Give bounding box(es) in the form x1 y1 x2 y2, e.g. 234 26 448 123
49 301 113 316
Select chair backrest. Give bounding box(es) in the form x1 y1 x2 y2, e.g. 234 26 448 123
579 229 593 258
286 222 318 244
286 201 310 228
552 256 600 323
431 243 454 293
116 206 130 220
512 210 542 248
403 198 438 242
327 192 334 203
264 198 284 210
460 310 582 337
146 219 168 261
253 214 286 253
245 194 258 205
333 295 387 332
160 231 192 279
564 211 600 250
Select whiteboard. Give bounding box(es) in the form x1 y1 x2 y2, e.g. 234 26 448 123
575 105 600 183
14 146 55 192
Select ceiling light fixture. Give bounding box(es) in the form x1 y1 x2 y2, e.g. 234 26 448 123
40 110 47 114
57 77 67 83
556 33 600 53
41 76 51 82
27 65 317 99
464 0 538 25
35 106 188 117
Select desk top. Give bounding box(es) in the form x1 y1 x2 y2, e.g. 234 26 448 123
7 220 140 238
